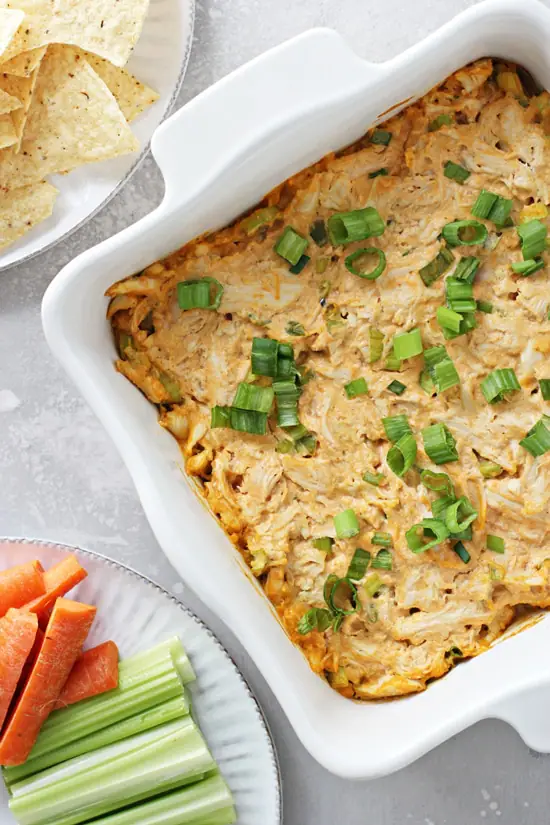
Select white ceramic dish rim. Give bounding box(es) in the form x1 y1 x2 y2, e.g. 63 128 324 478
42 0 550 779
0 0 196 273
0 537 283 823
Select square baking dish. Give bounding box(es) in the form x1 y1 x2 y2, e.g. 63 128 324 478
43 0 550 778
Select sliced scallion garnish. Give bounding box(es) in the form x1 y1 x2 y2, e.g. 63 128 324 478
387 432 417 477
428 113 453 132
406 518 449 552
387 380 406 395
479 461 503 478
442 220 488 247
285 321 305 336
385 355 403 371
431 494 455 521
309 219 328 246
444 496 478 533
363 574 382 598
443 161 470 184
471 189 498 219
517 219 547 260
446 277 477 313
372 532 392 547
334 509 360 539
489 196 513 227
229 408 268 435
211 405 231 428
419 247 455 287
347 548 371 580
420 469 454 498
453 541 471 564
242 205 279 235
437 306 463 335
477 300 493 313
177 277 224 311
511 258 545 276
363 471 385 487
520 417 550 457
371 129 392 145
424 345 460 394
328 207 385 246
345 247 386 279
371 548 392 570
419 369 436 396
233 383 274 413
481 368 521 404
382 414 411 443
327 577 361 615
487 535 505 553
369 328 384 363
289 254 310 274
274 226 308 265
540 379 550 401
369 168 389 179
393 327 423 360
442 311 477 340
251 337 279 377
453 255 480 283
422 422 459 464
313 537 334 553
297 607 332 635
344 378 369 398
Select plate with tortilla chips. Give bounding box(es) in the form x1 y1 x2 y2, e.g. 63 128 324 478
0 0 195 269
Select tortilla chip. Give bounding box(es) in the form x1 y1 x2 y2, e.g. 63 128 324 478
72 48 158 122
0 178 57 248
0 84 21 113
0 66 40 148
0 0 150 67
0 7 23 56
0 110 16 147
0 45 45 76
0 44 139 190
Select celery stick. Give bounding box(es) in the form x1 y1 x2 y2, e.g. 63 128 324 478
73 775 235 825
26 658 184 761
119 638 195 685
10 719 216 825
3 696 190 785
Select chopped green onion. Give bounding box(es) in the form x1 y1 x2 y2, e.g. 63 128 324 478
345 247 386 280
419 247 455 287
442 311 477 340
372 532 392 547
487 535 505 553
289 254 310 274
297 607 333 634
453 541 471 563
517 219 547 260
428 113 453 131
406 518 449 552
511 257 545 276
274 226 308 265
444 496 478 533
297 433 318 455
284 423 308 442
477 300 493 313
371 129 392 145
454 256 480 283
479 461 503 478
424 348 450 374
384 355 403 371
316 257 329 274
363 574 382 598
540 379 550 401
347 548 371 580
433 358 460 393
420 469 454 498
157 372 182 402
489 196 513 227
393 327 423 360
452 526 473 541
229 408 267 435
419 369 436 396
369 328 384 363
371 549 392 570
387 432 417 477
437 306 463 335
481 368 521 404
363 471 385 487
387 380 406 395
328 207 385 245
242 205 279 234
309 219 328 246
326 577 361 615
431 494 455 521
313 537 334 553
251 337 279 377
471 189 498 219
211 406 231 428
285 320 305 336
275 439 294 454
443 161 471 184
334 508 360 539
233 383 274 413
369 168 389 178
520 417 550 456
382 414 411 443
345 377 369 398
422 422 459 464
177 278 224 311
443 220 488 246
446 277 477 313
274 379 300 428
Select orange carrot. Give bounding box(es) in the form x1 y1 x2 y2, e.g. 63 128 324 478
0 598 96 766
18 627 44 689
0 610 38 732
55 641 119 709
0 561 45 618
24 555 87 619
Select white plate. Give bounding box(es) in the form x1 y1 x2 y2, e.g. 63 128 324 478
0 539 282 825
0 0 195 272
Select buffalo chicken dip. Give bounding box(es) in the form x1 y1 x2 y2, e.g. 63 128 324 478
107 59 550 699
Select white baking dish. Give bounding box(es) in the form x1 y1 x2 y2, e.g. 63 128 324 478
42 0 550 779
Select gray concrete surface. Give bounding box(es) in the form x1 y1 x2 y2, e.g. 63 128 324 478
0 0 547 821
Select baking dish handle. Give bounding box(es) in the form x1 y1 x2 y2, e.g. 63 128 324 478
151 28 384 200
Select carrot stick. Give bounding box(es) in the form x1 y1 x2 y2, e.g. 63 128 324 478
23 555 87 619
54 641 119 709
0 609 38 732
0 561 45 618
18 627 44 689
0 598 96 766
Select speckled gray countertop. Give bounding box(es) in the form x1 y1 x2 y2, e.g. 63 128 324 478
1 0 548 821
